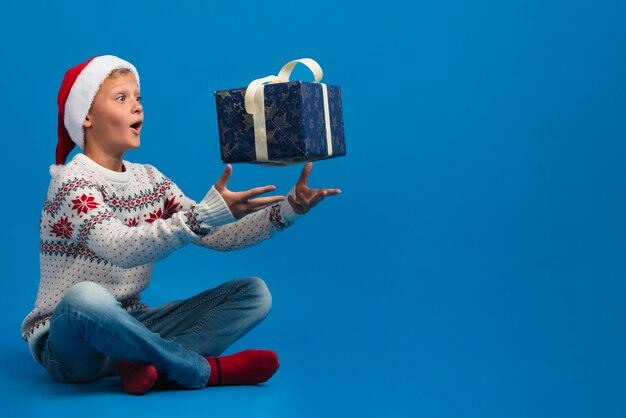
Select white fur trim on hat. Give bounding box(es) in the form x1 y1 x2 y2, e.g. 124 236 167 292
64 55 140 149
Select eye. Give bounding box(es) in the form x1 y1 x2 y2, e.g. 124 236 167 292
136 96 142 102
116 95 126 102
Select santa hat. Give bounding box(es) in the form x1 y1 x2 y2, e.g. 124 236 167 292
56 55 140 165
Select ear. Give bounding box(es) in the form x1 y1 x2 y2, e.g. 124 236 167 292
83 114 92 129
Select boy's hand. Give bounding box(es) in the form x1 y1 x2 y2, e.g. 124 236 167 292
288 162 341 214
215 164 285 220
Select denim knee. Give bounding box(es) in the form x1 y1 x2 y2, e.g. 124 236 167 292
58 281 120 316
240 277 272 319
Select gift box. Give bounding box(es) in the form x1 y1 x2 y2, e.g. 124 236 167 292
214 58 346 165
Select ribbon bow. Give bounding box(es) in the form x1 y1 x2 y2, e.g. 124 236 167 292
243 58 332 163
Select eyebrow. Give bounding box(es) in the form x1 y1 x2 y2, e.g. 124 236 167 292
111 83 140 92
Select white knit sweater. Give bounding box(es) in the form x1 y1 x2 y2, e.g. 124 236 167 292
21 153 301 362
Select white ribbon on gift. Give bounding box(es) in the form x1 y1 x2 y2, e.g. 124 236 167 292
244 58 333 162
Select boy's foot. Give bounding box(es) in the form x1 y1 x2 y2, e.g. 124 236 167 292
119 361 158 395
205 349 279 386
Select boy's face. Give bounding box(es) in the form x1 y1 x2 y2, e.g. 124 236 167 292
83 72 143 155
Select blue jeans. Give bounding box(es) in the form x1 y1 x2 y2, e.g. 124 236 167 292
39 277 272 389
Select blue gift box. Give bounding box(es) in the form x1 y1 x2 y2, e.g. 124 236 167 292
214 59 346 165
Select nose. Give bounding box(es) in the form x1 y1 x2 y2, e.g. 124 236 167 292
132 98 143 114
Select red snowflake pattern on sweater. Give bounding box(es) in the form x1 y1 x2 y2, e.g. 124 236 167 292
44 179 95 216
49 216 74 239
125 217 139 227
71 194 99 214
163 196 181 219
132 196 183 225
144 208 163 223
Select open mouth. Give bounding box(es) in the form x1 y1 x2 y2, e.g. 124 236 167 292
130 121 142 134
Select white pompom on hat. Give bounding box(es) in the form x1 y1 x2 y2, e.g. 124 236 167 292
56 55 140 166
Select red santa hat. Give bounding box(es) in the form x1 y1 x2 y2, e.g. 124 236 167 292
56 55 140 165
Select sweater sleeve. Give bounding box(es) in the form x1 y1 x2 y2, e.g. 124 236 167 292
194 190 302 251
155 169 303 251
53 177 234 268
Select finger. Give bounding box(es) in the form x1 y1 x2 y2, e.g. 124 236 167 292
248 195 286 208
308 188 341 198
309 189 340 208
297 162 313 186
324 188 342 196
243 185 277 200
215 164 232 190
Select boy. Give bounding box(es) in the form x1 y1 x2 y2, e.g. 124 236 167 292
21 55 340 395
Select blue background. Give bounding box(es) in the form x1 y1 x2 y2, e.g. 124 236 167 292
1 0 625 417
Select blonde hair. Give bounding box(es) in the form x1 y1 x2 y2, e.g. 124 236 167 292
108 67 132 78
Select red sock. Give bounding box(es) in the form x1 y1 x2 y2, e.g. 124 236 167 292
205 349 279 386
118 361 158 395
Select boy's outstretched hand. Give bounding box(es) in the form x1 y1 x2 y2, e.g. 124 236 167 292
287 162 341 214
215 164 285 220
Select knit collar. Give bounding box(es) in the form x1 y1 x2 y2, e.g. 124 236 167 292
74 153 132 183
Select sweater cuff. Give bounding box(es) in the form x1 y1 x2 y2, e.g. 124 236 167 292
193 186 236 232
279 187 304 223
